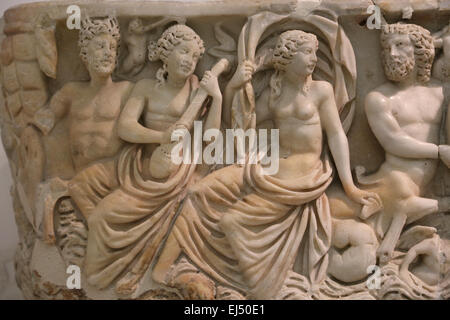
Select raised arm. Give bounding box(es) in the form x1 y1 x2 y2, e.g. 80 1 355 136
365 91 438 159
118 81 164 144
223 60 255 128
201 71 223 132
33 84 72 135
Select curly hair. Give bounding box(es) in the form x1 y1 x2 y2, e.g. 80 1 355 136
270 30 318 99
78 16 120 65
380 23 435 83
148 24 205 85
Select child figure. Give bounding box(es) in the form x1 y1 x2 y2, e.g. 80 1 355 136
120 17 185 76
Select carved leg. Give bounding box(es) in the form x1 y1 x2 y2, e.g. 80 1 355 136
378 195 439 264
378 213 407 264
151 234 216 300
152 233 182 284
68 160 118 220
406 196 439 224
116 223 179 296
328 219 378 282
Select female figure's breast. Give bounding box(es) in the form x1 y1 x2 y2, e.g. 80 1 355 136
271 96 323 179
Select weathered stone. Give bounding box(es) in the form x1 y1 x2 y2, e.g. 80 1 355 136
1 37 13 66
15 61 46 90
12 33 36 62
20 90 47 116
0 0 449 301
6 91 22 117
2 62 20 94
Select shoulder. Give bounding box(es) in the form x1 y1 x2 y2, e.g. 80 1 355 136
53 81 86 99
131 78 157 96
365 87 391 114
312 80 334 102
313 80 333 93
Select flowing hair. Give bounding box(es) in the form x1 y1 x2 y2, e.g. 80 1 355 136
147 24 205 86
269 30 318 103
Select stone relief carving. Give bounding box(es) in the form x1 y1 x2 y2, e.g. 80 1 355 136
0 0 449 300
118 16 185 77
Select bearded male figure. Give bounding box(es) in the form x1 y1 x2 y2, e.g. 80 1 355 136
332 23 450 269
43 17 133 220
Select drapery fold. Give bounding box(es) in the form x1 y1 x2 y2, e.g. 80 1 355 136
172 157 333 299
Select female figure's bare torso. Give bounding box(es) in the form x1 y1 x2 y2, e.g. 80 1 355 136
268 81 324 179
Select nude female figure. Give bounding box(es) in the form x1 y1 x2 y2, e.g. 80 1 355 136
151 30 381 299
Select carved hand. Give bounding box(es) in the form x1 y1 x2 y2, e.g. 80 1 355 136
200 71 221 100
229 59 255 89
160 123 189 145
439 145 450 168
33 107 55 135
346 187 382 219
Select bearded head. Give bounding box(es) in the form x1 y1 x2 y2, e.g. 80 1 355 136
380 23 434 83
78 16 120 77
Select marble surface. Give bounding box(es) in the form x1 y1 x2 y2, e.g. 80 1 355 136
0 14 23 300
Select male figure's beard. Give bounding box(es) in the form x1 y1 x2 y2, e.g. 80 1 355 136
383 53 415 82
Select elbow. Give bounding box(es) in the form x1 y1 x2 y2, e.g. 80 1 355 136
328 130 349 148
118 119 136 142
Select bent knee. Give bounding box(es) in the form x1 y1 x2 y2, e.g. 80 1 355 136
328 243 377 283
333 219 377 247
327 184 361 219
87 201 110 227
219 213 238 233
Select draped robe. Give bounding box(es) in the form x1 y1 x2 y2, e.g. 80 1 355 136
171 156 333 299
79 77 199 289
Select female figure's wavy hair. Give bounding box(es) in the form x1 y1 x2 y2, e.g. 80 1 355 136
148 24 205 85
270 30 318 100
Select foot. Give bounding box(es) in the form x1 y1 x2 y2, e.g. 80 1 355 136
170 272 216 300
115 272 141 296
377 244 394 264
